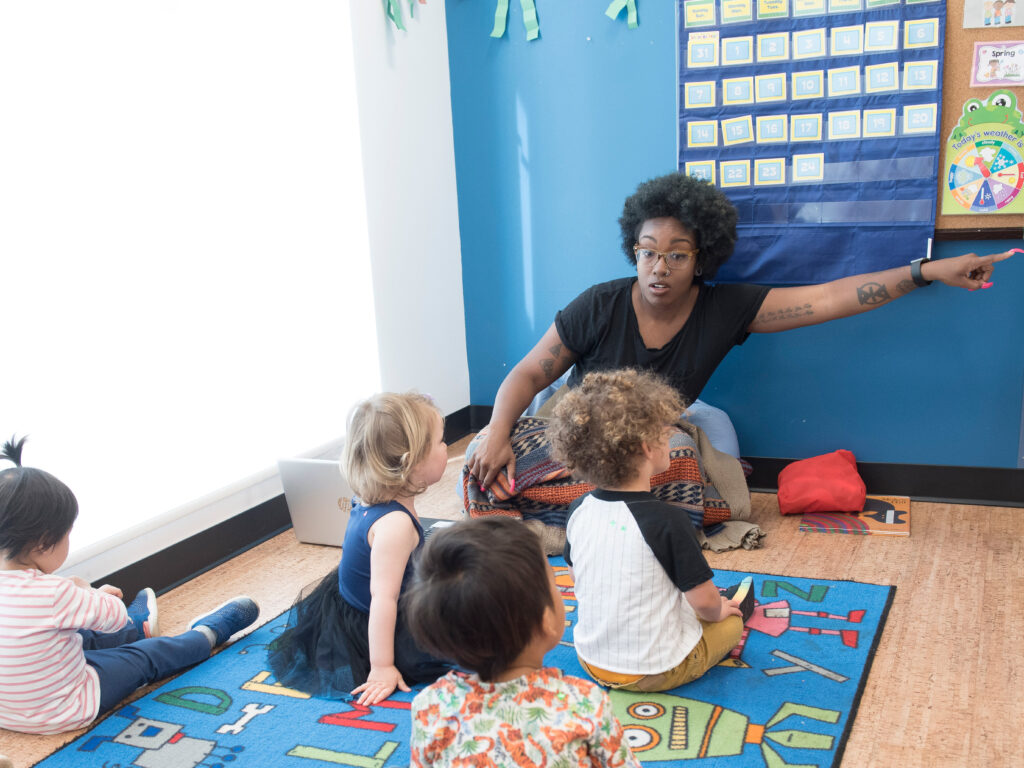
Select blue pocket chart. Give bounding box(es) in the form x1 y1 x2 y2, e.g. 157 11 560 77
678 0 945 284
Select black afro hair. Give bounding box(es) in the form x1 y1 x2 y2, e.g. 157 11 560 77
618 172 738 282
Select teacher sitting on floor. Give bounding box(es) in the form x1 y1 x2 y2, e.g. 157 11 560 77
467 171 1012 489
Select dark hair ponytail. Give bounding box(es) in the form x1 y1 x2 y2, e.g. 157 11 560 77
1 435 27 467
0 435 78 560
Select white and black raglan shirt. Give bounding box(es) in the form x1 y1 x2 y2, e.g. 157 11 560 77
564 489 715 675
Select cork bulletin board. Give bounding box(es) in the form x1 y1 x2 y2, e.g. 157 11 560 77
938 0 1024 233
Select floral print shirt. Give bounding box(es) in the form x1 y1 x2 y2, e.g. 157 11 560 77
410 668 641 767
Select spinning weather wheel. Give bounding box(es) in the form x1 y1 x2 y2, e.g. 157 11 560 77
947 135 1024 212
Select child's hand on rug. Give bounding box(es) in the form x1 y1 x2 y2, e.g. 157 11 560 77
352 665 410 706
686 579 743 623
719 596 743 620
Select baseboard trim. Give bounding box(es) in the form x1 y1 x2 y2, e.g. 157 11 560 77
469 404 493 432
94 493 292 597
746 456 1023 508
933 227 1024 241
443 405 474 444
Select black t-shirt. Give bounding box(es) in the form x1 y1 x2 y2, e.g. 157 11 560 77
554 277 770 402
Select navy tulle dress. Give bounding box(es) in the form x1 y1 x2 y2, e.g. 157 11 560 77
268 500 451 698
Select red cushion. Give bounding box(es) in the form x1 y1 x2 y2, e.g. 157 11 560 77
777 449 866 515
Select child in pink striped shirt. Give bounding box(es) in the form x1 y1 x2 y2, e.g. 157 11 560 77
0 436 260 735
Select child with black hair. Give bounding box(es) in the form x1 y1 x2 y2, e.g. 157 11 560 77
548 369 754 692
404 517 641 767
0 436 259 735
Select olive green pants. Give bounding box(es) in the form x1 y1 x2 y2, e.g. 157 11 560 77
580 615 744 692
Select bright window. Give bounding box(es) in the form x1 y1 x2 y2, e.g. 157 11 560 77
1 2 379 560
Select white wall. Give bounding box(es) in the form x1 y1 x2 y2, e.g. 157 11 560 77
1 2 468 582
350 2 470 415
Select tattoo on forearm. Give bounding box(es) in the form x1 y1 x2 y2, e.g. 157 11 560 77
540 358 554 378
548 343 563 359
856 281 890 306
752 303 814 326
895 279 916 296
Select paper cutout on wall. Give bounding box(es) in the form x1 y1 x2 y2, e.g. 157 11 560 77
492 0 541 40
607 0 640 28
386 0 427 32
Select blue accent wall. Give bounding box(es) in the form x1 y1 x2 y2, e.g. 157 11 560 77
447 4 1024 468
705 240 1024 468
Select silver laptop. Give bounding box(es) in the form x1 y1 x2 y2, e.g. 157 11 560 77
278 457 455 547
278 458 353 546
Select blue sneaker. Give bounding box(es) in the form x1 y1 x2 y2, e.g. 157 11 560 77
189 596 259 647
127 588 159 638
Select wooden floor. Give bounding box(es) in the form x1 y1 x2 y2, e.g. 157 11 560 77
3 436 1022 767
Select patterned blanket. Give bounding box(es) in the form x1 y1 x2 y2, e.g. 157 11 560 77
461 417 764 553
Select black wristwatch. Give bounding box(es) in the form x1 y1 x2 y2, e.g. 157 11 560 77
910 256 932 287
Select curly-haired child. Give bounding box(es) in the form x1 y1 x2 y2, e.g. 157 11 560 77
404 516 641 767
548 369 753 691
0 436 259 735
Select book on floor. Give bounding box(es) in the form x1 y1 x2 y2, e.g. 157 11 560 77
799 495 911 536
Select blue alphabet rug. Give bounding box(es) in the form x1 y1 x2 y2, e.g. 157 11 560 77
34 562 894 767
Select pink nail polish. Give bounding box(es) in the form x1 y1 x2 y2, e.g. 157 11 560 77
982 282 994 289
1010 248 1024 254
510 479 516 493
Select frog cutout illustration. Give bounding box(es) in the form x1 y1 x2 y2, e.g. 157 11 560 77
952 90 1024 140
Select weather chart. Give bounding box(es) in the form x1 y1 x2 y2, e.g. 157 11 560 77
677 0 946 284
943 89 1024 214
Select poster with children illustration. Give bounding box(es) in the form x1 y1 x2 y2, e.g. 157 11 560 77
971 41 1024 84
964 0 1022 28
